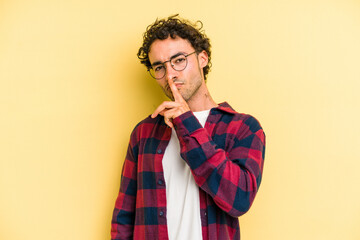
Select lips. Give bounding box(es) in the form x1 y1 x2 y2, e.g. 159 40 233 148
166 82 184 91
173 81 184 87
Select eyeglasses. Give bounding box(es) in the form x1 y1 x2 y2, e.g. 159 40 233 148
148 51 197 80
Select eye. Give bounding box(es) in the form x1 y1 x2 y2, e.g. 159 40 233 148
154 65 164 72
173 56 186 64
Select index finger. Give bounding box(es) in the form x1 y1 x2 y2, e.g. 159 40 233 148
168 78 184 102
151 101 181 118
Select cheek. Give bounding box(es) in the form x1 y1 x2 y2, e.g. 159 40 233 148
184 64 198 78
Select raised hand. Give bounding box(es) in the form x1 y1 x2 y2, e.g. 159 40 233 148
151 78 190 128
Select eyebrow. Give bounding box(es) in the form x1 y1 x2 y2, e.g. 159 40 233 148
150 52 186 67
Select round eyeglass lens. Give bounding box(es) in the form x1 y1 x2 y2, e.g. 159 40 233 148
170 54 188 71
149 65 165 79
149 53 189 79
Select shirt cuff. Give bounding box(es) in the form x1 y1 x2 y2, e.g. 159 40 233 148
173 111 203 137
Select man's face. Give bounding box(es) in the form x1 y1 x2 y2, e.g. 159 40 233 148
148 37 208 102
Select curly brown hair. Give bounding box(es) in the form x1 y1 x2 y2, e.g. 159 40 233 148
137 14 212 80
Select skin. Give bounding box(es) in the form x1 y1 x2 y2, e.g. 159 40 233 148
149 37 218 128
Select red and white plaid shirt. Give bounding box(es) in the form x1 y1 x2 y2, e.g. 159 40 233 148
111 102 266 240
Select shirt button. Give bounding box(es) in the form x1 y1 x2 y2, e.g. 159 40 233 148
204 211 207 216
158 180 163 185
157 149 162 154
159 211 164 217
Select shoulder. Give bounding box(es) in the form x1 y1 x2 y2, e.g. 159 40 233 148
214 102 264 134
129 115 167 142
238 114 263 134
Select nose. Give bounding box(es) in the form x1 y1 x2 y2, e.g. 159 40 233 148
164 62 178 82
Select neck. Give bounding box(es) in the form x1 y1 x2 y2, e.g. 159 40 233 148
187 86 218 112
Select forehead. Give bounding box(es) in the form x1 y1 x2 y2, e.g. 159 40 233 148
148 37 194 63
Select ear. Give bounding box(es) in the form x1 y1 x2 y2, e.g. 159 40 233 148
197 50 209 68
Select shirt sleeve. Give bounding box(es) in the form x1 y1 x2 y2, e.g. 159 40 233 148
111 131 138 240
173 111 266 218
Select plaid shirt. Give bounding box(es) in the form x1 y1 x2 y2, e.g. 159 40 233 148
111 102 266 240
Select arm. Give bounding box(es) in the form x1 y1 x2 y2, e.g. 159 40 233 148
111 137 138 240
173 112 265 217
151 78 265 217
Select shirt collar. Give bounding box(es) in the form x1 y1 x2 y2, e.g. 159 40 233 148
213 102 237 115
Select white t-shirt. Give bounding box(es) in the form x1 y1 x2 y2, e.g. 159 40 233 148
162 110 210 240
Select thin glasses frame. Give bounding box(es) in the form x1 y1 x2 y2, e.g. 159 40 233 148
148 51 197 80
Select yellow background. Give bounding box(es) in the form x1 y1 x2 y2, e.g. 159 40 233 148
1 0 359 239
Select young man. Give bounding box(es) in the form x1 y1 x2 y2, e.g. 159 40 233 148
111 15 266 240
